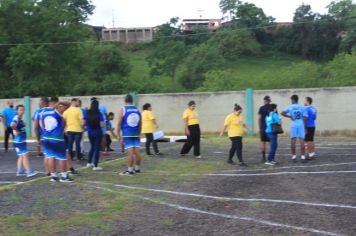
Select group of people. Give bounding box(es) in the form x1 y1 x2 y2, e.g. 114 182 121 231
0 93 317 180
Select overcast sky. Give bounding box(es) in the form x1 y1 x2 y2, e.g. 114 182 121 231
88 0 344 28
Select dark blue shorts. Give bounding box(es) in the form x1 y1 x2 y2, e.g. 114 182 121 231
42 139 67 160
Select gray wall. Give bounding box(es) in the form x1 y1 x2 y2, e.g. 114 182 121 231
1 87 355 137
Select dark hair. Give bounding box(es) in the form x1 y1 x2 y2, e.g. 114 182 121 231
90 97 97 101
78 100 82 106
291 95 299 103
264 96 271 102
50 97 59 103
87 100 101 129
142 103 151 110
71 98 78 102
40 97 49 106
306 97 313 104
125 94 133 103
16 104 24 110
108 112 114 116
188 100 196 106
233 104 242 112
269 103 277 112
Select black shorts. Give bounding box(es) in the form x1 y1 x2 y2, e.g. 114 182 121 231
305 127 316 142
260 131 270 142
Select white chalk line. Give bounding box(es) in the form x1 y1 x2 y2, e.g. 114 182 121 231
88 181 356 210
0 181 24 184
0 171 46 174
216 162 356 173
87 183 345 236
188 170 356 177
279 147 353 150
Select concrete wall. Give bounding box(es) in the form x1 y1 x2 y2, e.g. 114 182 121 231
1 87 355 137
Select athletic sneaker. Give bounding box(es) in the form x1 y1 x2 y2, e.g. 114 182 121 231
271 161 278 164
292 155 297 163
227 160 236 165
26 170 38 178
120 170 134 176
239 162 248 167
155 152 163 156
86 163 94 168
50 177 59 182
265 161 275 165
69 169 80 175
93 167 103 171
60 177 74 183
134 169 141 173
16 170 26 176
195 155 202 159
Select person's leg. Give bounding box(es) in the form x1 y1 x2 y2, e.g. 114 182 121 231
22 153 31 171
134 147 142 172
67 132 75 161
4 127 11 152
228 137 238 162
180 127 194 155
17 156 23 173
106 134 112 150
267 133 277 162
74 132 82 160
236 137 243 163
152 138 159 154
127 148 135 172
191 125 201 157
47 157 57 180
88 133 95 165
291 138 297 156
145 133 152 155
300 138 306 160
93 131 103 168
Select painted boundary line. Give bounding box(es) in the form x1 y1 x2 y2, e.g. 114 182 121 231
88 181 356 210
216 162 356 173
189 170 356 177
0 181 24 184
88 184 345 236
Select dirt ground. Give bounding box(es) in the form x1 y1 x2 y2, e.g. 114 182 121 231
0 137 355 236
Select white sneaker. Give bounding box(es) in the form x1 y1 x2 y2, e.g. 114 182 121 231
292 155 297 160
265 162 275 166
93 166 103 171
309 152 315 158
86 163 94 168
301 155 306 160
195 155 202 159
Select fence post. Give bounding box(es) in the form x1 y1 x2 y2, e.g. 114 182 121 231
245 88 254 136
24 96 31 137
129 91 137 106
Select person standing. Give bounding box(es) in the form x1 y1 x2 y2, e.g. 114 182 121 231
1 101 16 152
281 95 308 163
304 97 317 160
258 96 271 163
180 101 201 158
264 104 282 165
117 94 142 175
63 98 85 161
32 97 49 157
105 112 117 152
142 103 161 156
11 105 38 177
220 104 248 166
84 99 105 170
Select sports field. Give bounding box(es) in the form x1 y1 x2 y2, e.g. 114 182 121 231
0 136 355 236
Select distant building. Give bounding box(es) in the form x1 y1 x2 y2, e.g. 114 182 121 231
182 19 222 31
102 27 153 44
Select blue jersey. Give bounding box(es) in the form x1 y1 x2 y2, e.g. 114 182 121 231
305 106 317 128
265 112 282 133
11 115 26 143
1 107 17 127
121 105 141 137
283 104 307 128
40 108 64 141
33 108 44 136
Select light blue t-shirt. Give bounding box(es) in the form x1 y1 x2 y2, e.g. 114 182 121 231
283 104 308 128
99 104 107 119
265 112 282 133
11 115 26 143
305 106 317 128
1 107 17 127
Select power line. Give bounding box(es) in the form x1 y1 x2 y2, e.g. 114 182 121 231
0 15 355 47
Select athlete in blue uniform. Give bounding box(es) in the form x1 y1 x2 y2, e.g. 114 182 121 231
304 97 317 160
11 105 37 177
282 95 308 162
41 97 72 182
117 94 142 176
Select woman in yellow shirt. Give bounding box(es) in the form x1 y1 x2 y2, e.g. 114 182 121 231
142 103 161 155
220 104 248 166
180 100 201 158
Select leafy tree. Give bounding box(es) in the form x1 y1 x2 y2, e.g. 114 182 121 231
322 53 356 86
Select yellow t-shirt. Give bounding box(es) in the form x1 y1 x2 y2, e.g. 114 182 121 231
224 113 245 137
142 110 156 134
63 107 83 132
183 108 199 126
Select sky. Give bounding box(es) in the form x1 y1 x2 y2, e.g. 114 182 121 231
88 0 338 28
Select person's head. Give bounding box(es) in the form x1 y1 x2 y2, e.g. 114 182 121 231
71 98 79 107
16 105 25 116
90 99 99 112
269 103 278 113
263 96 271 105
188 100 196 110
108 112 114 120
142 103 151 111
57 102 69 114
78 99 82 107
233 104 242 115
125 94 133 104
49 97 59 108
290 95 299 104
39 97 49 108
305 97 313 106
7 100 14 108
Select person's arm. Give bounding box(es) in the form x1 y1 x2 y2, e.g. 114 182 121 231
258 114 262 131
117 108 124 144
183 118 190 136
10 119 18 136
79 110 85 127
220 125 228 136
